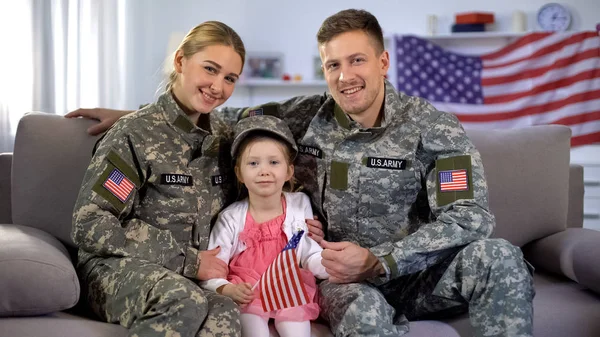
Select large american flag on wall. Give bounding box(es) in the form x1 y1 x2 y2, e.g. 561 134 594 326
395 32 600 146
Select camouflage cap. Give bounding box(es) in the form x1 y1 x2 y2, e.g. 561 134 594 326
231 114 298 159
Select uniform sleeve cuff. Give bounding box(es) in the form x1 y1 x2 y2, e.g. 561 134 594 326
367 256 393 286
182 246 200 279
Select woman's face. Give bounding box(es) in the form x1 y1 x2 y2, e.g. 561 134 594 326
173 44 243 114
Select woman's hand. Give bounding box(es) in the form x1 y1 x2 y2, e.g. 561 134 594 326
65 108 132 135
218 283 254 305
306 215 325 245
196 247 229 280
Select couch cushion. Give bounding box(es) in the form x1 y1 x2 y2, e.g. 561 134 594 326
0 311 128 337
0 224 80 316
12 113 100 247
523 227 600 295
465 125 571 246
444 271 600 337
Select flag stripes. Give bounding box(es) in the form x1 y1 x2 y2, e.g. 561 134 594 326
395 31 600 146
259 231 310 312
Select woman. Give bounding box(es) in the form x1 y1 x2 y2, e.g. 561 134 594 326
71 21 245 337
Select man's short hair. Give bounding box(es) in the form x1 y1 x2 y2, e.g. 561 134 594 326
317 9 385 54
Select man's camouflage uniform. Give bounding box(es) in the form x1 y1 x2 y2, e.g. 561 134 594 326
242 80 534 337
72 92 241 337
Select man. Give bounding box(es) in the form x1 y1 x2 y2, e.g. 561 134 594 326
68 9 534 337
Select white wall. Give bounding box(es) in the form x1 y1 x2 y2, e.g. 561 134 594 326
120 0 600 109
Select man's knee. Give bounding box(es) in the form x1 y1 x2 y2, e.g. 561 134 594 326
207 292 240 321
148 272 209 321
319 282 391 322
459 239 533 290
197 292 241 337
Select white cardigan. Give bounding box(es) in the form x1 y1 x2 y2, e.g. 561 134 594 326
200 192 329 292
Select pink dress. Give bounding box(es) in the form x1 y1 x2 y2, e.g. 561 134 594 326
227 197 320 321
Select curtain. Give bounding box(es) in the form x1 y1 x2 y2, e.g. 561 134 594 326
0 0 127 153
0 1 33 153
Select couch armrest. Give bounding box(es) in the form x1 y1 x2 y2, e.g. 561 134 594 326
567 164 584 228
523 228 600 294
0 153 12 224
0 224 80 316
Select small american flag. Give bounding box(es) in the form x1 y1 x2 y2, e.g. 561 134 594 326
395 32 600 146
103 168 134 202
259 230 310 312
439 169 468 192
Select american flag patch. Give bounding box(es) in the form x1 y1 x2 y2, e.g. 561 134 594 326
103 168 135 202
439 169 469 192
248 108 263 116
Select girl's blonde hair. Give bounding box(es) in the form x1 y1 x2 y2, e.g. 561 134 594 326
234 132 296 199
166 21 246 92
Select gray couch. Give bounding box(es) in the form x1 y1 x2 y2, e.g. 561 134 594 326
1 112 599 337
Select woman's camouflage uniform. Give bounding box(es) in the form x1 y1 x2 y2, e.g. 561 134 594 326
72 92 241 337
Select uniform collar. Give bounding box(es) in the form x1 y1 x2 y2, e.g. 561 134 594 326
157 91 212 135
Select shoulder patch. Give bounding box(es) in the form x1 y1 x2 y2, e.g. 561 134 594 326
248 108 263 116
103 168 135 202
436 155 473 206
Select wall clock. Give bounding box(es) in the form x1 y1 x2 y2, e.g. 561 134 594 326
537 3 572 31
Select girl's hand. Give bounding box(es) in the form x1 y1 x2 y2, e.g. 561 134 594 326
306 215 325 245
218 283 254 305
196 247 228 280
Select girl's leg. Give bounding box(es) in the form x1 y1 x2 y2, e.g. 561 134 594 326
274 320 311 337
240 313 269 337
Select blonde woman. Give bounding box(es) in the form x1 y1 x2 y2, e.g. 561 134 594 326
72 21 246 337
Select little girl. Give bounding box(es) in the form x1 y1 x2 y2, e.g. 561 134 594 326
200 114 328 337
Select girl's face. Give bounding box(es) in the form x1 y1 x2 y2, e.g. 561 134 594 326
236 138 294 200
173 44 243 115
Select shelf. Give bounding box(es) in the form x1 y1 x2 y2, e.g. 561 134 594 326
238 78 327 87
422 32 527 41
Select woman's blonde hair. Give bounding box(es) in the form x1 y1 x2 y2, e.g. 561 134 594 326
166 21 246 92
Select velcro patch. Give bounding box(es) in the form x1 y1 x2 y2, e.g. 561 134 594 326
330 161 349 190
103 168 135 202
298 145 323 158
435 155 473 207
366 157 406 170
161 174 193 186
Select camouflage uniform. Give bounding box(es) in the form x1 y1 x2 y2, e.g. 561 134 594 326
72 92 241 337
242 80 534 337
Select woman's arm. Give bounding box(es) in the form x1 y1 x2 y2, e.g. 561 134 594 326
199 210 239 291
71 120 202 278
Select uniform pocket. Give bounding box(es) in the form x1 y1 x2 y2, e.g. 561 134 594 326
357 167 419 217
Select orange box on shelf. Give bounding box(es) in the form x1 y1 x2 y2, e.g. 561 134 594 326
455 12 495 24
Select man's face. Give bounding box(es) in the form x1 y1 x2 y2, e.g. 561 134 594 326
319 30 389 120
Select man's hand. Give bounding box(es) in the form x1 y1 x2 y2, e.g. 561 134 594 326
65 108 132 135
196 247 229 281
306 215 325 245
320 240 385 283
217 283 254 305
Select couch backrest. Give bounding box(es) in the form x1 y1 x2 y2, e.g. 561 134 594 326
11 113 573 249
12 113 100 248
0 153 12 224
466 125 572 246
